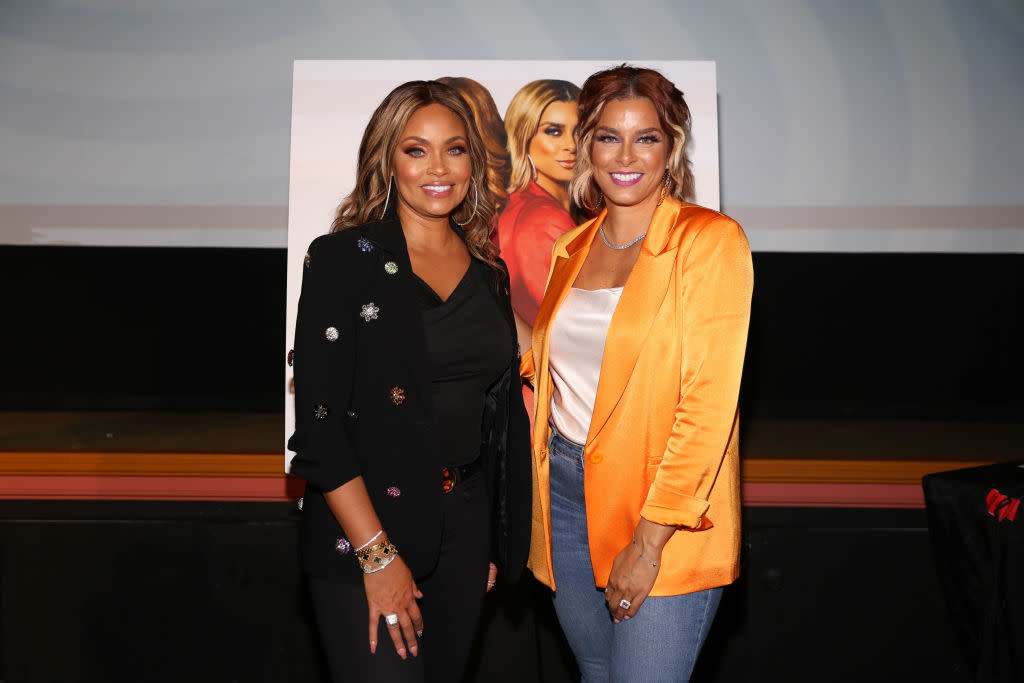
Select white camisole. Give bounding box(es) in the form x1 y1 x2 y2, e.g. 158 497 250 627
548 286 624 445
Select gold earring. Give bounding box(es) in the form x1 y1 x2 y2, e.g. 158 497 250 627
656 169 670 207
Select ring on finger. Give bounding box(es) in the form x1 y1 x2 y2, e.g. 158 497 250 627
384 613 400 627
618 598 632 610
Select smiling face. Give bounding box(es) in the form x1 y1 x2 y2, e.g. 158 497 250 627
527 99 578 194
391 103 472 224
590 97 671 211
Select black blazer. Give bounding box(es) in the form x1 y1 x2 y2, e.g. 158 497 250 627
287 215 531 584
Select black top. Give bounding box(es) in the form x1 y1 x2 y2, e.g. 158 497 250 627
416 263 512 467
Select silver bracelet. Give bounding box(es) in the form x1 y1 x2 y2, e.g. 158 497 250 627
632 538 658 568
353 529 383 553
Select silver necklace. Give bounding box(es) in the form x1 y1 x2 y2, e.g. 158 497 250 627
599 224 646 250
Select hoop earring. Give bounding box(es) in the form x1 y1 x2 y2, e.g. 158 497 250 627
581 185 603 212
527 155 537 180
454 178 479 227
379 177 393 219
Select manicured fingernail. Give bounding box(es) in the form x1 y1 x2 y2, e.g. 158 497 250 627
624 616 631 620
398 648 407 660
370 641 376 654
410 645 418 657
613 619 620 624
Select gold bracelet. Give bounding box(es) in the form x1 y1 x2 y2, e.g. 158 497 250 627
356 538 399 574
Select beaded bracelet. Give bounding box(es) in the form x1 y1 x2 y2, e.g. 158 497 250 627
356 538 399 574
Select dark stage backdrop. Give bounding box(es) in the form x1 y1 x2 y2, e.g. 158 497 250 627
2 245 1021 421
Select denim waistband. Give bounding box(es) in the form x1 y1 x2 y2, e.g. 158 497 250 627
548 422 585 460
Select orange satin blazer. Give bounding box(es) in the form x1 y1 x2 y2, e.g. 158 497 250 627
521 198 753 596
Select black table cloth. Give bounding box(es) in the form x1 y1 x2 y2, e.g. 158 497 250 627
923 461 1024 682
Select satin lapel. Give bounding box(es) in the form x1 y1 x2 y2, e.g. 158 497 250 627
532 215 602 373
586 200 682 445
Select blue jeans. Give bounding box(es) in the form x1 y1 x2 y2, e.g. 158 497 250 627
548 427 722 683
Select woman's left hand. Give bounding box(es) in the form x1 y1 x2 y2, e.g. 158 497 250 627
486 562 498 592
605 518 674 623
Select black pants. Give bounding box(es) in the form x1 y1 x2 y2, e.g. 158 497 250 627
309 470 491 683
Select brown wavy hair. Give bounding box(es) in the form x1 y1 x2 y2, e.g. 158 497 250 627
330 80 500 273
504 79 581 194
437 76 511 213
570 65 696 212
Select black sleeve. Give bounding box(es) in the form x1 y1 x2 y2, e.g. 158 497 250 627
287 235 361 492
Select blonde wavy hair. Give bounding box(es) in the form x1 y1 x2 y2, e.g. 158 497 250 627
504 79 581 194
570 65 696 212
330 80 500 273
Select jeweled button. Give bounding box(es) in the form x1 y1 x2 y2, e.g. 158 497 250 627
360 302 380 322
325 326 339 341
313 404 329 421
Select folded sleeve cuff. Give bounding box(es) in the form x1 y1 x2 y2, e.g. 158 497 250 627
290 457 360 494
640 483 711 529
287 432 361 493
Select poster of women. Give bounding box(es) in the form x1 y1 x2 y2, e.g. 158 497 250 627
284 60 720 464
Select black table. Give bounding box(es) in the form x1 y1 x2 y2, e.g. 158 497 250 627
923 461 1024 682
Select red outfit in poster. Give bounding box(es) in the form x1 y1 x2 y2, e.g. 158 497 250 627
496 180 576 326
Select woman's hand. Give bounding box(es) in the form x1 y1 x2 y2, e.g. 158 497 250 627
364 554 423 659
604 518 675 623
486 562 498 592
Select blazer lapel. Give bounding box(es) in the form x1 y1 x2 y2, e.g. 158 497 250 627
586 200 682 445
362 217 434 418
533 214 601 374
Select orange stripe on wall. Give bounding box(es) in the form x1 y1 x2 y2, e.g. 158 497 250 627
0 451 996 506
0 475 304 502
0 452 282 477
0 452 981 484
0 475 923 507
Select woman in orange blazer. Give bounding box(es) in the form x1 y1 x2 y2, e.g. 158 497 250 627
519 65 753 682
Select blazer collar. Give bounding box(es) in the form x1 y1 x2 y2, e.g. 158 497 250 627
556 198 684 259
361 214 406 255
362 214 468 256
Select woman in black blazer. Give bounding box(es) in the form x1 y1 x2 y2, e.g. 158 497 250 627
287 80 531 683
